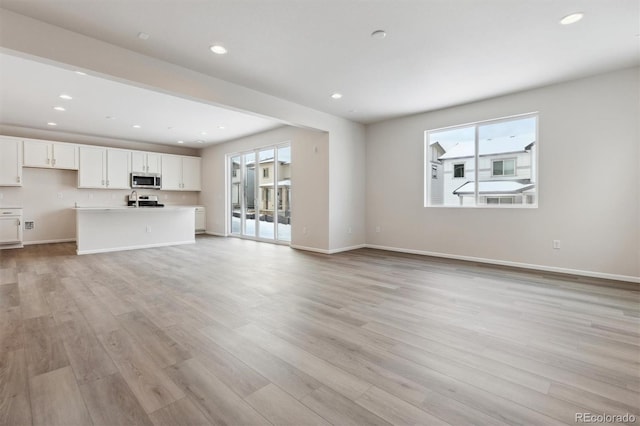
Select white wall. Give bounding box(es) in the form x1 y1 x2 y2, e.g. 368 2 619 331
200 126 331 250
366 67 639 280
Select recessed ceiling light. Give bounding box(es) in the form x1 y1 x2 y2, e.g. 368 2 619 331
371 30 387 39
210 44 228 55
75 71 87 76
53 106 66 111
560 12 584 25
177 140 184 144
218 125 226 130
132 124 141 128
197 140 204 144
331 93 343 99
59 94 72 100
138 32 150 40
47 122 57 126
201 131 207 135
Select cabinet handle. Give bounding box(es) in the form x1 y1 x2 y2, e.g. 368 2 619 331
52 158 56 167
16 176 20 183
47 158 50 165
106 180 110 187
102 180 105 186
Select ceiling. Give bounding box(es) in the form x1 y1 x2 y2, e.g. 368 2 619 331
0 0 638 145
0 53 282 147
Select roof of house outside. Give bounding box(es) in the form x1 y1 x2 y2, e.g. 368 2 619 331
453 180 535 195
438 134 535 160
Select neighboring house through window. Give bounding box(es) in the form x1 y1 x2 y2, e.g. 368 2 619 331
424 113 538 208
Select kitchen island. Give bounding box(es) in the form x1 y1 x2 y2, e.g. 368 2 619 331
74 206 195 255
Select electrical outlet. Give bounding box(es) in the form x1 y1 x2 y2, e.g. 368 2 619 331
553 240 561 249
88 193 93 199
348 226 352 234
146 225 151 233
375 226 381 233
57 192 63 199
303 226 307 234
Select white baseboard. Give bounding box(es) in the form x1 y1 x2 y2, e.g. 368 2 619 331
24 238 75 246
77 240 195 255
365 244 640 284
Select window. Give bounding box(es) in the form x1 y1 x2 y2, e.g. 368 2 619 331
486 196 515 205
453 163 465 178
492 159 515 176
262 168 269 178
424 113 537 208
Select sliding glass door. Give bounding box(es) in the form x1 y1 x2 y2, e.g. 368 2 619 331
229 143 291 243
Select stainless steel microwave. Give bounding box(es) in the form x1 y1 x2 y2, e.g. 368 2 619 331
131 173 161 189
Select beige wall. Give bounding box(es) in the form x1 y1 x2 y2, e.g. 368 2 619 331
365 67 639 280
200 125 330 251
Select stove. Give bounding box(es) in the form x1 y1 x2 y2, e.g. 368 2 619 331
127 194 165 208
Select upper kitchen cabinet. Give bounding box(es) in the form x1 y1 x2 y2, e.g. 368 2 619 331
161 154 201 191
23 139 78 170
78 146 131 189
131 151 161 174
0 137 23 186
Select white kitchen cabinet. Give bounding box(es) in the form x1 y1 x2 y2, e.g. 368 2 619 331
78 146 131 189
161 154 200 191
0 138 23 186
23 139 78 170
195 206 205 233
182 156 201 191
0 208 23 249
131 151 161 174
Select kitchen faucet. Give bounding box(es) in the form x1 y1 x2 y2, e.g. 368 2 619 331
130 190 138 208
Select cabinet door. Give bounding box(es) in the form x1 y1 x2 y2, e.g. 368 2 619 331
78 146 106 188
0 217 21 244
131 151 146 173
0 139 23 186
146 153 161 174
182 157 201 191
106 149 131 189
161 154 182 190
52 143 78 169
23 140 52 168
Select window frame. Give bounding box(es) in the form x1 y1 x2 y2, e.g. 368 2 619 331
424 112 538 209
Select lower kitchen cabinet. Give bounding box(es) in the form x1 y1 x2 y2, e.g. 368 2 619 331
0 208 23 249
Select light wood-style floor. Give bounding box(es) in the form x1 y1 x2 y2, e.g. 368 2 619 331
1 236 638 426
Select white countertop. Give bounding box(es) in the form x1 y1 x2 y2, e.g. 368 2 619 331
74 206 196 211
